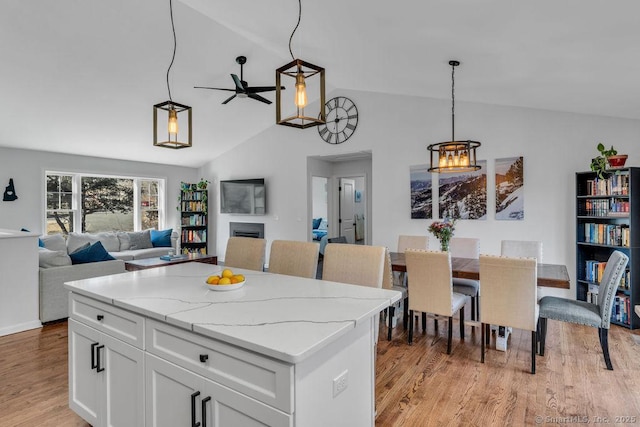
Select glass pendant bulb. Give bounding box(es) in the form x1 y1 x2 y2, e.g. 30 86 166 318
295 71 307 108
168 108 178 135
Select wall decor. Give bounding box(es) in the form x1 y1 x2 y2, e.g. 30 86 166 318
438 160 487 219
495 156 524 220
409 164 433 219
3 178 18 201
354 190 362 203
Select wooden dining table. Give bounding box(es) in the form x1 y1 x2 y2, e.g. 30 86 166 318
390 252 570 289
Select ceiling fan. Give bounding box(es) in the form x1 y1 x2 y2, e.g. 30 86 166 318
194 56 284 105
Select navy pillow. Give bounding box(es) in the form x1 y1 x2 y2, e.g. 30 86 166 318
69 241 116 265
150 228 173 247
38 239 45 248
312 218 322 229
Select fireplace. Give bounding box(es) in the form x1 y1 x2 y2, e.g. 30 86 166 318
230 222 264 239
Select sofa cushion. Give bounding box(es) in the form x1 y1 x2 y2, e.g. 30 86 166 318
150 228 173 247
70 241 116 264
40 234 67 252
67 232 120 254
38 247 72 268
117 231 131 251
128 230 152 250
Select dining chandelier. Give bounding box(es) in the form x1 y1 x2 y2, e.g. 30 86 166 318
427 60 481 173
153 0 192 149
275 0 326 129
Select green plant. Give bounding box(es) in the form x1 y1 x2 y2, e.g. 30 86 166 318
590 143 617 179
197 178 210 190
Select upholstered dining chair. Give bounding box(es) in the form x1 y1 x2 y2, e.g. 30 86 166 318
405 250 469 354
395 235 429 329
383 248 408 340
268 240 319 279
322 243 386 342
501 240 543 261
449 237 480 321
223 237 266 271
538 250 628 370
479 255 538 374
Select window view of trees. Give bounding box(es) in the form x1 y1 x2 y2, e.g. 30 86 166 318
45 173 163 235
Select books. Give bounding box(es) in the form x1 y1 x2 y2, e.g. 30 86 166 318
160 254 188 261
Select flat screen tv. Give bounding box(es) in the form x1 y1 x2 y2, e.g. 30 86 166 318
220 178 266 215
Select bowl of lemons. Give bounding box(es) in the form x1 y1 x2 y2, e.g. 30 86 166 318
205 268 246 291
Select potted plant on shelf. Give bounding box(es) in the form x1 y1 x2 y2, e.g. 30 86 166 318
590 143 628 179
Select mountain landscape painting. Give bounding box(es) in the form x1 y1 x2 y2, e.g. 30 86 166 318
495 156 524 220
438 160 487 220
410 164 432 219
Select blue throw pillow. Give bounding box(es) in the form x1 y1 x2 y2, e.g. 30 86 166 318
69 241 116 265
150 228 173 247
38 238 45 248
312 218 322 229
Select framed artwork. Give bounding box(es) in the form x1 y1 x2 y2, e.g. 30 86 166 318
354 190 362 203
495 156 524 220
409 164 433 219
438 160 487 220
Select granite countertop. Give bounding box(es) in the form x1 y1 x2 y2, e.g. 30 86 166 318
64 262 401 363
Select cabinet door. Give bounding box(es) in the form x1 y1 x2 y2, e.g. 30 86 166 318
102 333 145 427
68 319 101 426
145 353 204 427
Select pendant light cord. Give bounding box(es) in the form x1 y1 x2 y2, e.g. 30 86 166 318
288 0 302 61
166 0 177 103
451 62 455 142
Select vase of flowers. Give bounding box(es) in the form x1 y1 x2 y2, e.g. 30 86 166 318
428 219 456 252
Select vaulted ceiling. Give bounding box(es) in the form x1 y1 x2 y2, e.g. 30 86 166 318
2 0 640 167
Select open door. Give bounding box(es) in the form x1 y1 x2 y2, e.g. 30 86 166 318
339 178 356 243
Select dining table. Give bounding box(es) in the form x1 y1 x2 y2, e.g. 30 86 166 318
389 252 570 289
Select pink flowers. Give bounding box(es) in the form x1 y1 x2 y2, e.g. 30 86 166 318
428 220 456 251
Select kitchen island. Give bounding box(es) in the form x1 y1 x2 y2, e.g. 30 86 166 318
64 262 400 427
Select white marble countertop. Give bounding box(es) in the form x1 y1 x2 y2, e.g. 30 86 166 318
0 228 39 238
64 262 401 363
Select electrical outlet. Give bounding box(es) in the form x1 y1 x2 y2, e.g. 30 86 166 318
332 370 348 397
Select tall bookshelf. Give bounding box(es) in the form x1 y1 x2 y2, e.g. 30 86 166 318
576 167 639 329
180 184 208 255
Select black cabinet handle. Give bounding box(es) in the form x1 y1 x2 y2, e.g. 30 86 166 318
96 345 105 372
201 396 211 427
90 342 99 370
191 391 201 427
97 314 104 321
199 354 208 363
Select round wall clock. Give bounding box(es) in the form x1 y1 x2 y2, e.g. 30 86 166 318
317 96 358 144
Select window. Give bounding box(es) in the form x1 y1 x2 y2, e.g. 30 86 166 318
45 172 165 235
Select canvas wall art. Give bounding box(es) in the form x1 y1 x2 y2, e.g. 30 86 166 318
438 160 487 220
495 156 524 220
409 164 432 219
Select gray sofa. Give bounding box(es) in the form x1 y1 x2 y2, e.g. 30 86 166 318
39 230 178 322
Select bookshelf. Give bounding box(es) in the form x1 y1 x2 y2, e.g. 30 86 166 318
576 167 639 329
180 184 208 255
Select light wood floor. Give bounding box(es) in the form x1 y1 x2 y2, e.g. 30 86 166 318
1 319 639 426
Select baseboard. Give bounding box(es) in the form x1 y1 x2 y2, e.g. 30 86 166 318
0 320 42 337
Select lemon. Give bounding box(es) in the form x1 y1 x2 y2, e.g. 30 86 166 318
233 274 245 283
206 275 220 285
218 277 232 285
221 269 234 278
230 277 240 284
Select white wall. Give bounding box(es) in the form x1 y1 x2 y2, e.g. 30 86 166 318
200 89 640 298
0 147 198 234
311 176 328 219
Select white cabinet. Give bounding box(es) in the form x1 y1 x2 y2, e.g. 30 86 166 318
69 319 145 426
145 353 291 427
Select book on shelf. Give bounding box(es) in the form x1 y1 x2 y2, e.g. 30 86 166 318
583 223 629 246
585 172 629 196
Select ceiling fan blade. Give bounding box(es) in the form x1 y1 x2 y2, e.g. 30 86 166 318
194 86 236 92
231 74 246 92
248 93 272 105
222 94 237 104
246 86 284 94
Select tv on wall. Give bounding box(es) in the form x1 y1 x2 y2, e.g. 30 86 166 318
220 178 266 215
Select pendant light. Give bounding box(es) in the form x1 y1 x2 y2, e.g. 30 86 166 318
153 0 192 149
275 0 326 129
428 60 481 173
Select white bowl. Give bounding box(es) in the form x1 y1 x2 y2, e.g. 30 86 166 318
205 280 245 291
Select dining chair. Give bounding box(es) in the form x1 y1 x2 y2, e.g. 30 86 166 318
538 250 628 370
405 250 469 354
268 240 319 279
449 237 480 321
479 254 538 374
396 235 429 329
223 237 266 271
383 248 408 340
501 240 543 261
322 243 386 342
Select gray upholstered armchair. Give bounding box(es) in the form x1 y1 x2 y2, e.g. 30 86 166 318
538 250 629 370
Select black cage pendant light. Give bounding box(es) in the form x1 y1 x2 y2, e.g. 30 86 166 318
428 60 481 173
275 0 326 129
154 0 192 149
